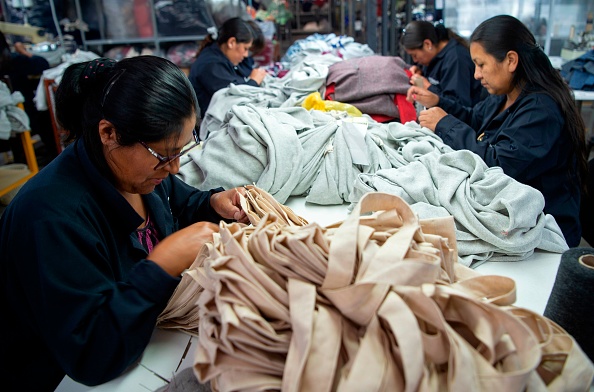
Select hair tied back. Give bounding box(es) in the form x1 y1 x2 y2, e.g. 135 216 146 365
82 58 117 81
207 26 218 40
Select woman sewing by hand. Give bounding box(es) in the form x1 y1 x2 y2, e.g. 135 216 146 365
407 15 588 248
189 17 267 117
0 55 248 391
401 20 485 107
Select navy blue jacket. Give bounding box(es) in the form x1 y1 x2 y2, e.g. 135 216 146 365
436 91 581 246
0 139 224 390
236 56 255 78
189 44 259 117
423 39 485 107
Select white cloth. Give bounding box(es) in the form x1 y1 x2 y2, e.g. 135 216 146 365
34 49 100 111
0 82 29 140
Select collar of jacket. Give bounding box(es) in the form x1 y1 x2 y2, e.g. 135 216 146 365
74 139 145 233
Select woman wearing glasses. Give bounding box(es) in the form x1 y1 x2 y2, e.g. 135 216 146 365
401 20 485 107
0 56 247 390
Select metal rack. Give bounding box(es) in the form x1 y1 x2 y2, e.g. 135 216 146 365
74 0 209 53
290 0 333 35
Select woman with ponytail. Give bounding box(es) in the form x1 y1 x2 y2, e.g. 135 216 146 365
408 15 588 248
0 55 248 390
401 20 485 107
189 17 267 118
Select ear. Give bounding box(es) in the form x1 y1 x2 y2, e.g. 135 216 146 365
227 37 237 48
98 119 118 147
423 39 432 50
506 50 519 73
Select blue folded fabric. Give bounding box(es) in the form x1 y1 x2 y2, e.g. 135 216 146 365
561 50 594 91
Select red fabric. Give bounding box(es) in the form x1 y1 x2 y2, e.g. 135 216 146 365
397 68 417 123
395 94 416 123
134 0 154 37
325 83 335 100
369 114 395 123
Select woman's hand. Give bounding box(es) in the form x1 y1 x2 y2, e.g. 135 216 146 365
409 65 422 76
406 85 440 108
418 107 448 132
210 188 249 223
250 68 267 85
148 221 219 276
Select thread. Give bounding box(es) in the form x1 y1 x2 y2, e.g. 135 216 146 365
544 247 594 361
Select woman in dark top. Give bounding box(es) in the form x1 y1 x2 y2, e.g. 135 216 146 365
189 17 267 118
408 15 588 247
401 20 485 107
0 56 248 390
236 19 267 78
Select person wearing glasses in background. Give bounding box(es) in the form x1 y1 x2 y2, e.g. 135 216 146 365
0 56 247 391
401 20 486 107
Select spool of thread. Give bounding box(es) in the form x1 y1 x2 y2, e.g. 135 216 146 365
544 247 594 361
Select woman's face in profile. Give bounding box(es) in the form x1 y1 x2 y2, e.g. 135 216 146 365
405 39 435 67
223 38 253 66
470 42 514 96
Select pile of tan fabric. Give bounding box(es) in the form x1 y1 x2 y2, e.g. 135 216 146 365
158 186 594 391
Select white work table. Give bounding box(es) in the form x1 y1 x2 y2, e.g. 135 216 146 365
56 196 564 392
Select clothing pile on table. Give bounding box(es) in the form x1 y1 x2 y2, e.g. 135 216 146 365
561 50 594 91
197 35 416 140
179 44 569 267
180 101 568 267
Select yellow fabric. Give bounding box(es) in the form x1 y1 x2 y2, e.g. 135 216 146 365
301 92 362 117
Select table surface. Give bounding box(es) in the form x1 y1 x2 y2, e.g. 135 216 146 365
56 196 564 392
573 90 594 101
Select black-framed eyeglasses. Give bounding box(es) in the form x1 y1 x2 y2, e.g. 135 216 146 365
139 128 200 170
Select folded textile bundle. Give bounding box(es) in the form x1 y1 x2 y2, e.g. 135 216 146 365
159 187 594 391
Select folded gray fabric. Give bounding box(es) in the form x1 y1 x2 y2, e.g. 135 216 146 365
350 149 568 267
326 56 410 101
0 83 30 139
180 104 308 203
199 83 280 140
199 53 341 140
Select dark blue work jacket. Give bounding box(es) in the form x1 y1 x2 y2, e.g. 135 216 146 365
0 139 224 390
189 43 259 117
423 39 486 107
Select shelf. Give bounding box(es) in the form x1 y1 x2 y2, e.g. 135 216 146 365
291 0 333 35
75 0 212 54
83 35 206 48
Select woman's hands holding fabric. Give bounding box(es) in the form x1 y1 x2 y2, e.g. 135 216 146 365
210 188 249 223
406 85 440 108
148 222 219 276
418 107 448 132
409 65 422 76
250 68 267 85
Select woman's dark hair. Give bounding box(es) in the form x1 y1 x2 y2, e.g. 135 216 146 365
55 55 198 178
246 20 265 56
196 17 254 58
470 15 588 191
401 20 468 50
